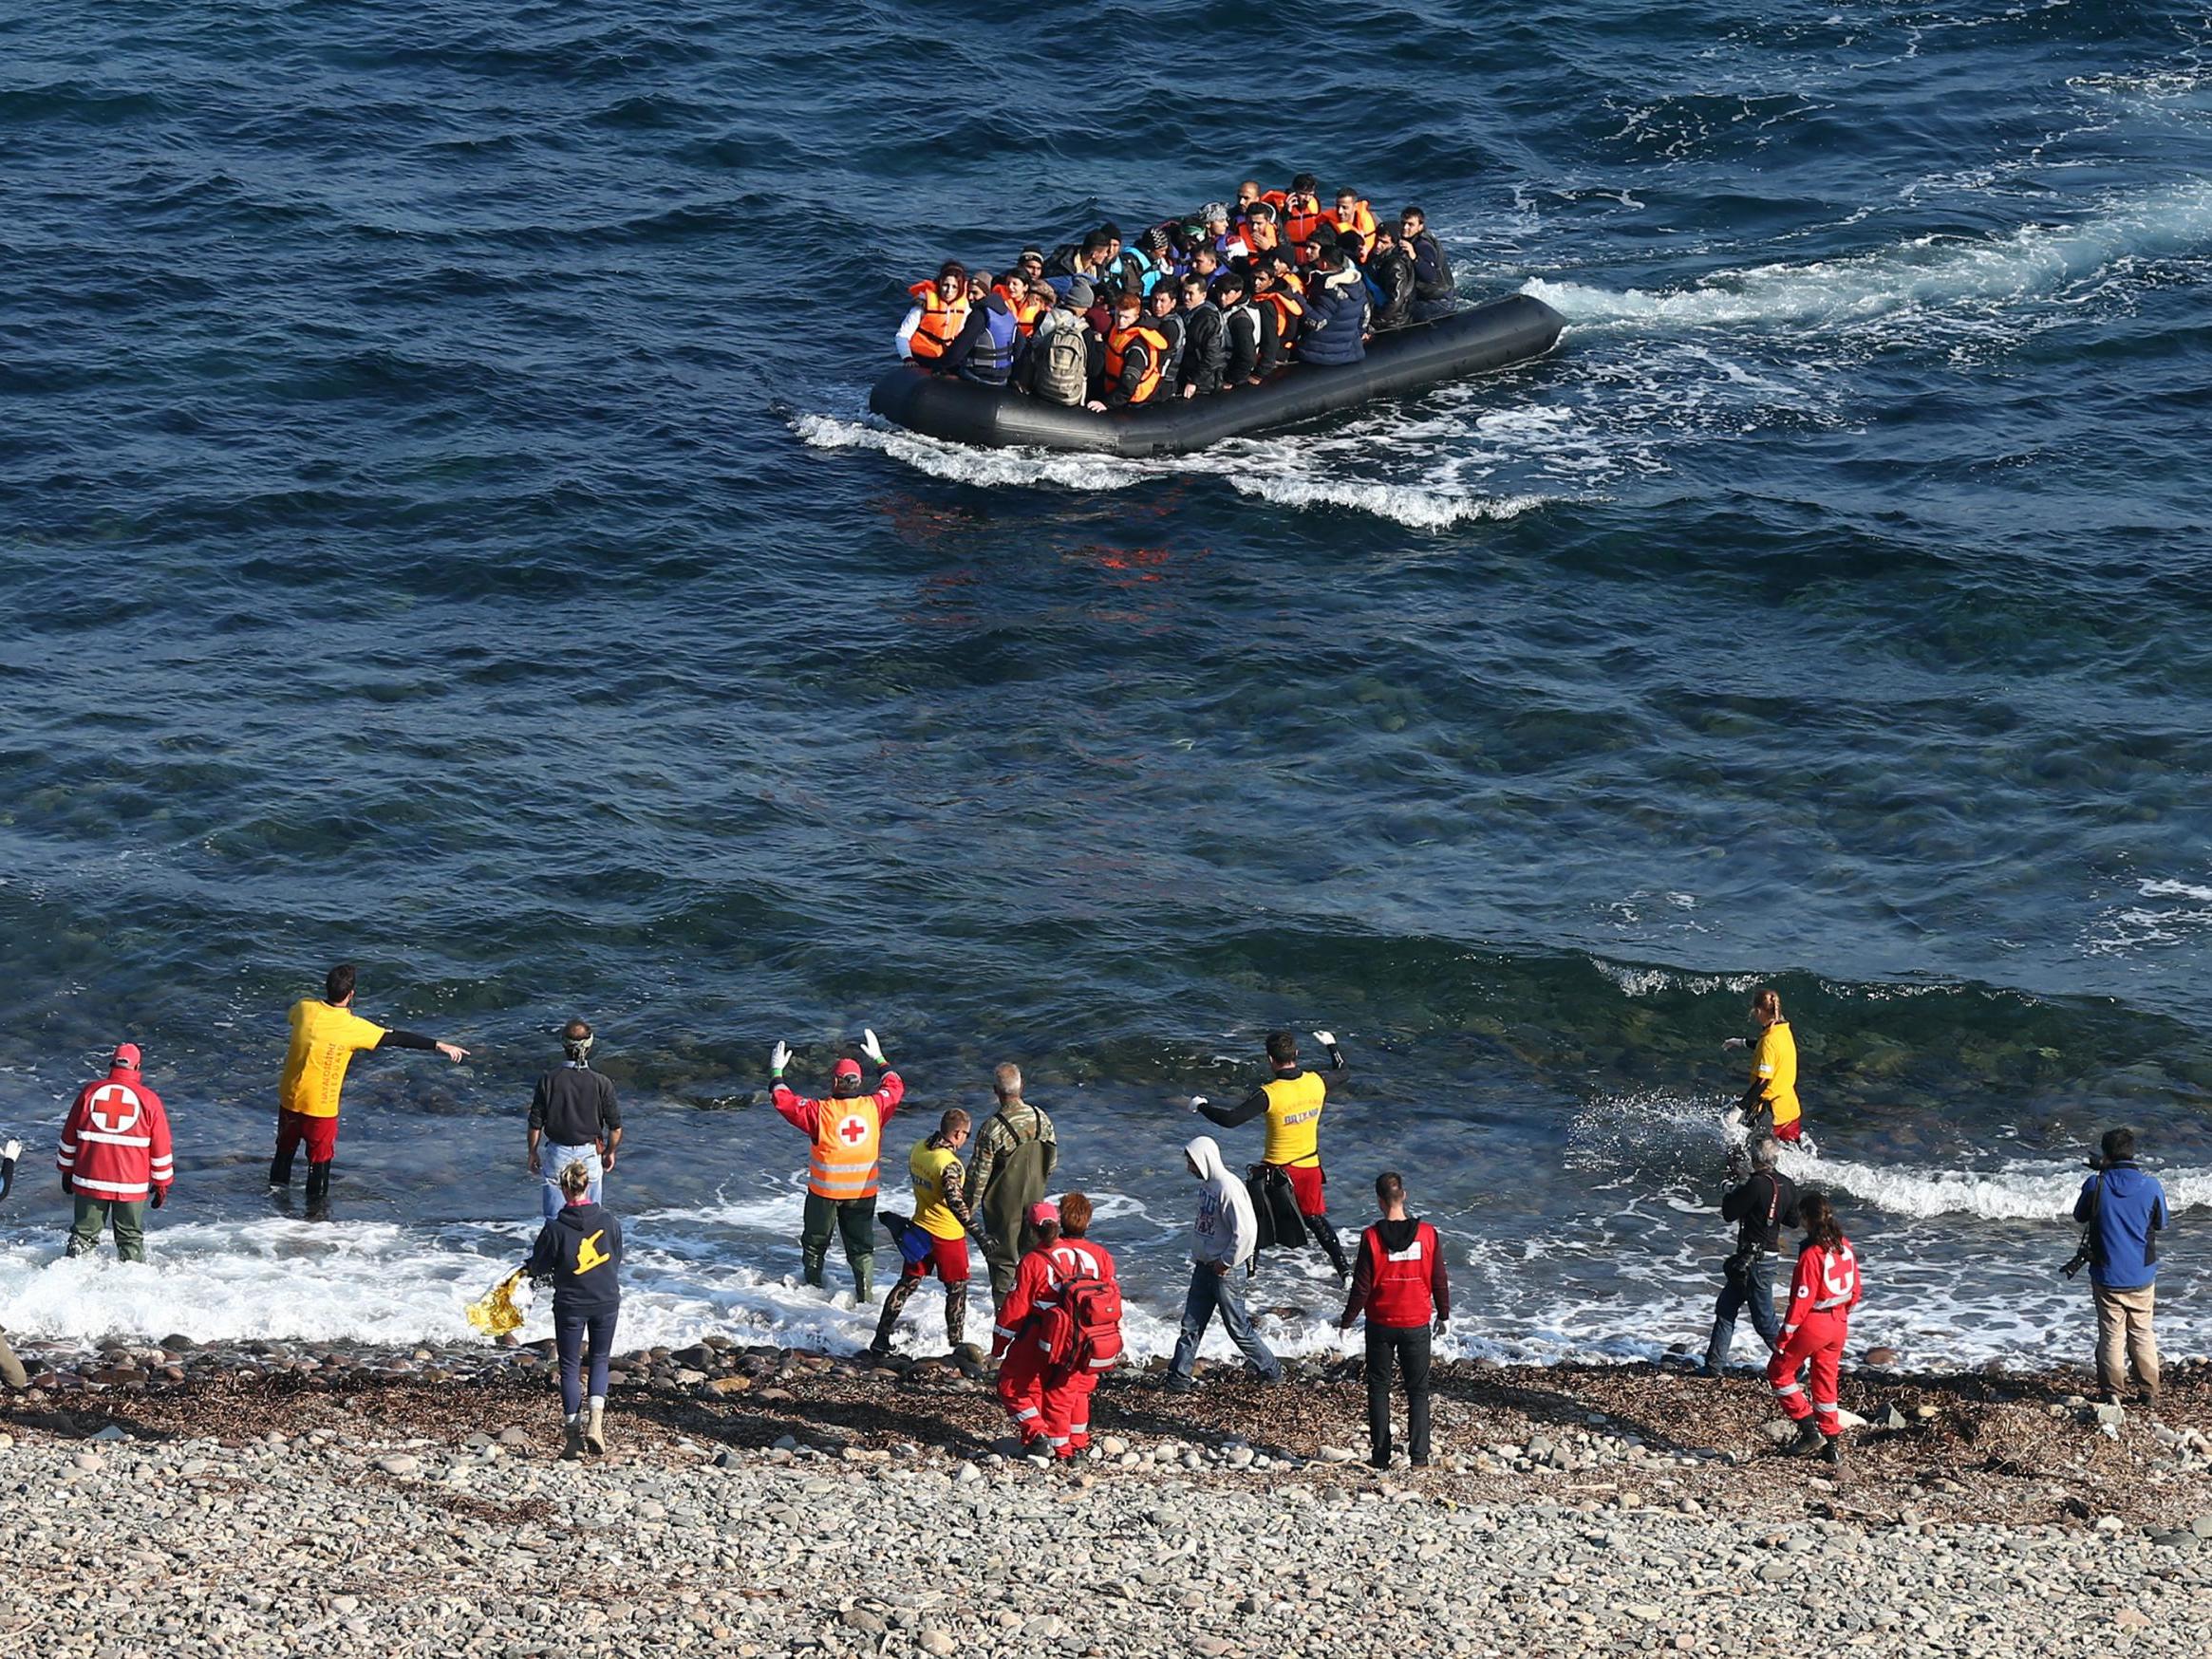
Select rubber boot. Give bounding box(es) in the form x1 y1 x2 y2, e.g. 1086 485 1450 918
584 1401 607 1457
852 1253 875 1305
1308 1213 1353 1281
560 1414 584 1462
305 1161 332 1216
1819 1434 1842 1466
801 1247 828 1290
269 1146 296 1188
1783 1420 1826 1458
870 1275 917 1359
944 1278 968 1352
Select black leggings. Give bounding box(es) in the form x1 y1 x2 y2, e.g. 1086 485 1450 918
555 1307 618 1415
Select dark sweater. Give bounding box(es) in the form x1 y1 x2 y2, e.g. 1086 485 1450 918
1721 1170 1800 1253
526 1200 624 1315
530 1064 621 1146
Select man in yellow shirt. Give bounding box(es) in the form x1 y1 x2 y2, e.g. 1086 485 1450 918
273 962 469 1210
1194 1029 1353 1278
870 1109 977 1363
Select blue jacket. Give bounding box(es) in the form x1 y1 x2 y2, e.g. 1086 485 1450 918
2074 1163 2166 1290
1299 274 1369 366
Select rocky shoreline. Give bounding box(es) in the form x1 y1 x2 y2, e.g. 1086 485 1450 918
6 1335 2210 1655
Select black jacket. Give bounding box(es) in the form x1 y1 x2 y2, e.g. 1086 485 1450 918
1721 1170 1799 1254
1369 247 1417 327
1409 231 1453 302
1180 301 1227 394
526 1200 624 1315
1223 301 1261 383
529 1065 620 1147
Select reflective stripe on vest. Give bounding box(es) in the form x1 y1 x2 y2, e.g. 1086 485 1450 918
1262 1071 1325 1167
1102 323 1169 403
810 1101 882 1198
907 281 969 360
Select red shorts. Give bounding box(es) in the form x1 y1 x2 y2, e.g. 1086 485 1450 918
902 1231 970 1283
1282 1162 1326 1217
275 1109 340 1163
1772 1118 1803 1144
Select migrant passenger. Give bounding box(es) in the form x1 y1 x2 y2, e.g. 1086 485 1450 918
60 1042 174 1262
1200 201 1233 253
1722 987 1803 1143
1087 287 1171 412
769 1030 905 1303
524 1157 623 1460
527 1018 622 1221
1177 272 1228 398
1042 231 1113 296
1281 173 1328 254
272 963 468 1214
0 1138 24 1390
870 1109 977 1363
1339 1172 1450 1469
997 267 1048 337
939 271 1026 386
1767 1191 1861 1463
1162 1135 1282 1391
896 261 970 362
1216 270 1264 385
1401 207 1455 319
2075 1127 2167 1403
1297 245 1370 365
965 1062 1058 1303
1193 1030 1352 1277
1700 1131 1797 1376
1145 281 1187 387
1364 224 1417 329
1332 189 1378 258
1016 279 1095 407
1248 260 1302 369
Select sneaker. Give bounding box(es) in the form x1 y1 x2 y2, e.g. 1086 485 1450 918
1819 1436 1842 1466
1161 1373 1197 1395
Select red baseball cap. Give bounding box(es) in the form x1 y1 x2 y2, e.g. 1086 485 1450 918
112 1042 141 1072
833 1057 863 1081
1025 1200 1059 1230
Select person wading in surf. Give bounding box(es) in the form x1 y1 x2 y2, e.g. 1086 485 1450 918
1722 987 1803 1143
1193 1030 1354 1278
770 1031 904 1303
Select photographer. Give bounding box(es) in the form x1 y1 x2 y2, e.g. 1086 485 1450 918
1700 1132 1798 1376
2071 1128 2168 1404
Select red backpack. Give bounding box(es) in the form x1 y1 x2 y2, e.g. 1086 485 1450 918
1057 1269 1124 1372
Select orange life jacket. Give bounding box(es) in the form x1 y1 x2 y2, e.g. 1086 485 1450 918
1331 199 1377 258
1102 321 1170 404
1001 287 1048 337
906 280 969 360
1255 287 1304 346
809 1096 884 1200
1282 193 1327 248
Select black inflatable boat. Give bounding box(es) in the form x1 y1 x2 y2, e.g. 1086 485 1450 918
868 291 1565 457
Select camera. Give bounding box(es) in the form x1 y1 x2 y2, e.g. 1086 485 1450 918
2059 1243 2093 1279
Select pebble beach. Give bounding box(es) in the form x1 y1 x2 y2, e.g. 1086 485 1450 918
6 1336 2209 1657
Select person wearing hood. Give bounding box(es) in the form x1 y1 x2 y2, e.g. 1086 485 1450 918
60 1042 174 1262
524 1158 624 1460
1163 1136 1283 1391
1297 246 1369 366
0 1137 28 1389
1339 1172 1450 1468
770 1030 906 1302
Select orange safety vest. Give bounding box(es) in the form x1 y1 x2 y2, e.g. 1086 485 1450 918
1102 321 1170 404
906 281 969 360
1331 199 1377 258
809 1097 884 1199
1282 194 1327 248
1255 287 1304 345
998 286 1048 337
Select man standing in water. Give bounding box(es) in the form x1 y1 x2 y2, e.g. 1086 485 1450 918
1194 1029 1354 1278
273 963 469 1213
965 1063 1058 1306
1701 1131 1798 1376
527 1017 622 1220
770 1030 904 1302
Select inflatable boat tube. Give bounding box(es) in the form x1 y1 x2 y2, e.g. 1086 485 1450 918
869 292 1565 457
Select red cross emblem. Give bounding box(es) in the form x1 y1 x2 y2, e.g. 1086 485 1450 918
836 1113 870 1146
88 1084 142 1135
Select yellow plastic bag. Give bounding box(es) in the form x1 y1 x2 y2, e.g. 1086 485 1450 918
465 1268 531 1338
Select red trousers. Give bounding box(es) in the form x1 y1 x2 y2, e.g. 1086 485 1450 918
1767 1312 1846 1437
997 1338 1051 1448
275 1109 341 1164
1042 1369 1098 1458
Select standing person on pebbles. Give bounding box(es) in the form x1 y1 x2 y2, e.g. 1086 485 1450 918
525 1158 624 1460
0 1138 28 1389
1162 1136 1283 1392
1339 1172 1450 1469
1768 1191 1862 1464
769 1029 904 1303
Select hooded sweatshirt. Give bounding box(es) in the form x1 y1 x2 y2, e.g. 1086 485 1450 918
1185 1135 1258 1270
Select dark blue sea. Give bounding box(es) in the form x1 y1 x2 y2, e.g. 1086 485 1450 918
3 0 2207 1368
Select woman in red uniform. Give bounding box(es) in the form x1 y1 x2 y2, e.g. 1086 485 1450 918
1767 1191 1862 1463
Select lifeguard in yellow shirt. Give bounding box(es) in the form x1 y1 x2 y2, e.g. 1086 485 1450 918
1194 1029 1353 1278
1724 987 1803 1143
272 962 469 1210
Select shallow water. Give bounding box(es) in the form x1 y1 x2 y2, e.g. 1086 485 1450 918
2 0 2207 1368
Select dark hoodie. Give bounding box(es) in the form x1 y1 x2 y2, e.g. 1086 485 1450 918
525 1200 624 1315
1340 1216 1450 1328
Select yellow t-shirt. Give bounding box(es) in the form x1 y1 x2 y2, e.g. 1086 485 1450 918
1262 1071 1327 1167
280 998 388 1119
1753 1021 1801 1131
909 1139 967 1240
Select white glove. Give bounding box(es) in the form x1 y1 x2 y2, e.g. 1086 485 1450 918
770 1040 792 1073
860 1029 888 1067
1189 1094 1208 1113
1721 1036 1748 1052
1313 1029 1338 1049
1 1139 19 1163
